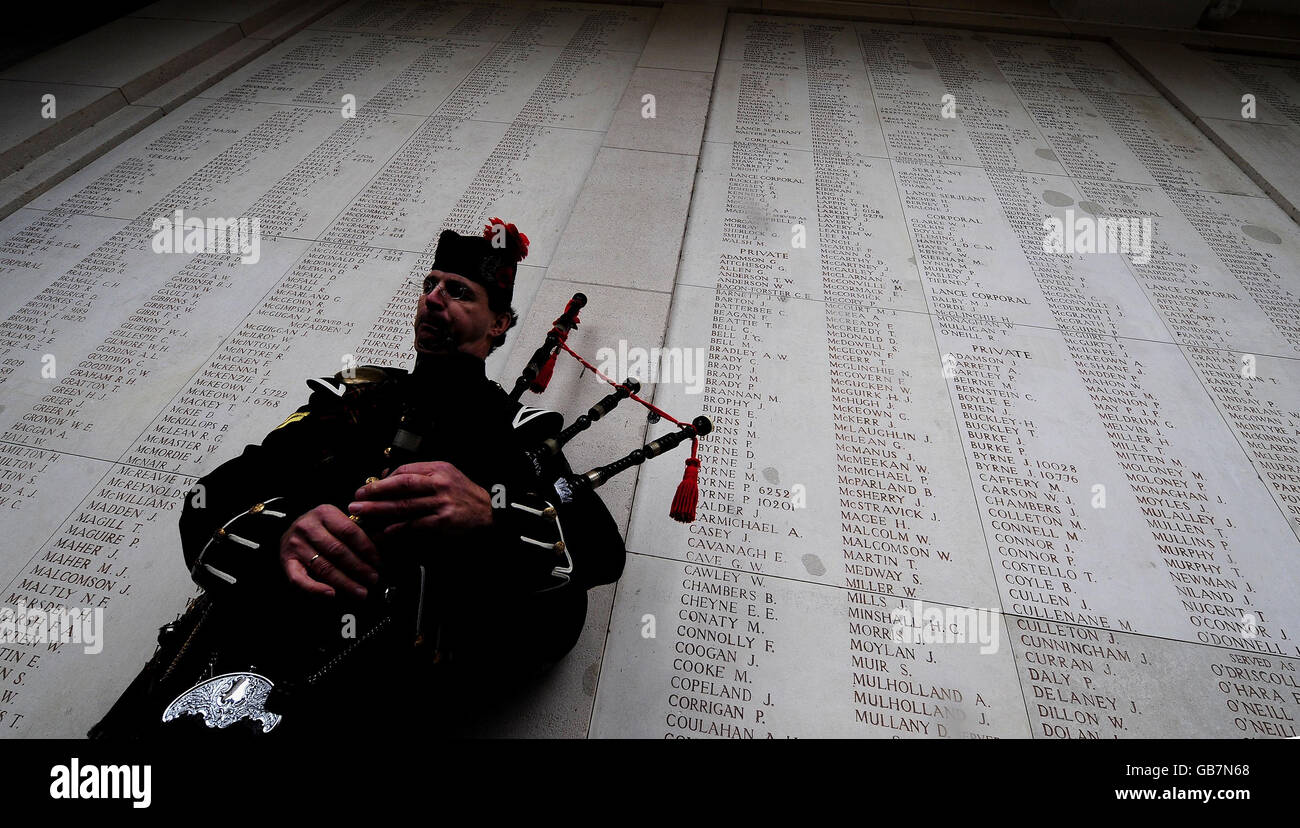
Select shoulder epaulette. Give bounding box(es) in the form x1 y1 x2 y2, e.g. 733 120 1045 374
306 365 405 398
306 376 347 398
334 365 403 385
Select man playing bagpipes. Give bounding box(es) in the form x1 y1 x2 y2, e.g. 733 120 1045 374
89 218 707 737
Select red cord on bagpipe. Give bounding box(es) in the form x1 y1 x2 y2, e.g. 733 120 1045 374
553 340 702 522
513 292 708 522
527 296 581 394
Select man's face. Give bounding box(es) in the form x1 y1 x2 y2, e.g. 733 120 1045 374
413 268 511 359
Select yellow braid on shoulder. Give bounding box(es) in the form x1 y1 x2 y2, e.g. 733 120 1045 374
273 410 310 430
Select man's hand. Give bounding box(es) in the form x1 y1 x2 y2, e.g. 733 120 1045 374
279 504 381 599
347 461 493 540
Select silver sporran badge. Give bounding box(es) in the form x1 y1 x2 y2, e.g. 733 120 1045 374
162 672 283 733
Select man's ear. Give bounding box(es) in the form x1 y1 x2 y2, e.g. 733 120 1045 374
488 309 511 338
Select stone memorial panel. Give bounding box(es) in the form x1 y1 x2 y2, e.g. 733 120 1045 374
2 2 1300 739
0 0 655 737
592 13 1300 739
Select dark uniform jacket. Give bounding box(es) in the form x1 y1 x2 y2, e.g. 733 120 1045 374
93 351 625 736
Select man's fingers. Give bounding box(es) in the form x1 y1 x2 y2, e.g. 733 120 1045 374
382 510 449 536
353 473 439 503
283 556 335 598
304 551 370 599
320 507 382 569
348 493 441 522
302 524 376 596
383 461 453 479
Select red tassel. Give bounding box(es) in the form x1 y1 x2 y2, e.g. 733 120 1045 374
530 300 580 393
530 348 558 393
670 450 700 523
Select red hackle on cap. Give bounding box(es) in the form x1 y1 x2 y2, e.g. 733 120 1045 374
483 217 529 262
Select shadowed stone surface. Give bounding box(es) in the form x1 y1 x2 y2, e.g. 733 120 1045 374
0 2 1298 739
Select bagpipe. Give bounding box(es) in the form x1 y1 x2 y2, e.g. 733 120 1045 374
88 292 711 738
510 292 712 521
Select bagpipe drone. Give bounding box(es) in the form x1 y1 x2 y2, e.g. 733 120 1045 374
508 291 713 522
